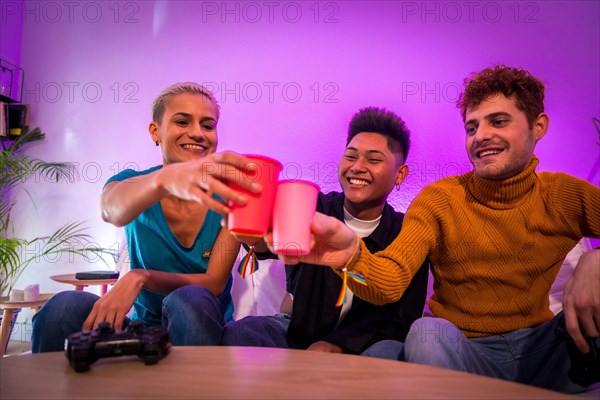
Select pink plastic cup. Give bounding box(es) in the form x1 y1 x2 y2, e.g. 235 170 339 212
227 155 282 243
272 180 320 256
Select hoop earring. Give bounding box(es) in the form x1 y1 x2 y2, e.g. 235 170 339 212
395 183 401 191
155 141 159 147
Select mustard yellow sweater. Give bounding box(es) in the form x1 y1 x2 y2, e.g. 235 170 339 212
349 157 600 338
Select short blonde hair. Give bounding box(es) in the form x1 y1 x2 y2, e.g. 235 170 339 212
151 82 220 124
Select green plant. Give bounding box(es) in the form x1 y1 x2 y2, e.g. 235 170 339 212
0 127 114 295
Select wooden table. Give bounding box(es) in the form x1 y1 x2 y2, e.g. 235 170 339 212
0 346 572 399
50 273 118 295
0 293 54 357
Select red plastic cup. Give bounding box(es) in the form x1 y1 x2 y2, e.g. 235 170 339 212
227 155 282 243
272 180 320 256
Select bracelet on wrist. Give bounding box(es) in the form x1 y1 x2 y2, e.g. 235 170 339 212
335 235 367 307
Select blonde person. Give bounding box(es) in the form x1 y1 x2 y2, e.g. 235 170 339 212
33 82 260 351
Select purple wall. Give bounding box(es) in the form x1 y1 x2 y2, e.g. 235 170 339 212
1 1 598 289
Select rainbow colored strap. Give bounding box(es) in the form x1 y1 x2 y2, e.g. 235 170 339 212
238 246 259 278
335 236 367 307
335 268 367 307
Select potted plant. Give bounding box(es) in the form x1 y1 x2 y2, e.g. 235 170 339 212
0 127 114 297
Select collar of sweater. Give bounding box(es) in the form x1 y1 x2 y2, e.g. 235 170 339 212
467 156 539 210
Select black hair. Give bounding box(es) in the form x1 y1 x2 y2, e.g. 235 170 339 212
347 107 411 162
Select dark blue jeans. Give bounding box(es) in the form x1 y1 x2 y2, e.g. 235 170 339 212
362 313 589 394
221 314 291 348
32 285 226 352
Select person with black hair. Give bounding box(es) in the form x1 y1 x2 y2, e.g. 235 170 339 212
218 107 430 354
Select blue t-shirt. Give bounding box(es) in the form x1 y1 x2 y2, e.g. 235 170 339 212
106 166 234 325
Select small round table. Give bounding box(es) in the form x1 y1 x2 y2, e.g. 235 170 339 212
0 293 55 357
50 274 118 296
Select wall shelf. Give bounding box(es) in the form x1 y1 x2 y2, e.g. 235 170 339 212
0 59 27 140
0 58 24 104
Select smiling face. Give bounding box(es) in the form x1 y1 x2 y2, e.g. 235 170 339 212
338 132 408 219
149 92 219 165
464 94 548 180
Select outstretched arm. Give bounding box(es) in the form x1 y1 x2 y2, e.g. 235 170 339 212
101 152 261 226
268 202 433 307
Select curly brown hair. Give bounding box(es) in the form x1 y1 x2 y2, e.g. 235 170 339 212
458 66 545 128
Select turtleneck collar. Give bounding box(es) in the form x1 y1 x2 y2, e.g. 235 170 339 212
467 156 539 210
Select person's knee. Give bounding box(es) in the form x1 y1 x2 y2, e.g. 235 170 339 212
164 285 214 309
32 291 99 353
221 321 247 345
222 316 289 347
162 285 222 325
162 286 225 346
404 317 464 363
406 317 462 345
33 291 98 328
361 340 404 360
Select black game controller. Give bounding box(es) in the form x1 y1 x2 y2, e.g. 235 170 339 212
555 315 600 387
65 321 171 372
